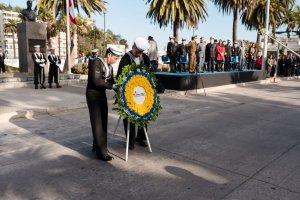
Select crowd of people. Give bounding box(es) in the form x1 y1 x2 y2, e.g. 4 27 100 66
163 35 300 76
267 53 300 79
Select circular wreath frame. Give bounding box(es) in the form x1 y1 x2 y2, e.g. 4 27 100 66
114 64 162 127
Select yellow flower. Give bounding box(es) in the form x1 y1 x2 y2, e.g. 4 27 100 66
124 74 155 116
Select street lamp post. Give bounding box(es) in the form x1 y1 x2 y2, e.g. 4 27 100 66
93 20 96 48
262 0 270 71
103 12 106 54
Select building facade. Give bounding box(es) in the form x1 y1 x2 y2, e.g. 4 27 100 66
0 10 20 59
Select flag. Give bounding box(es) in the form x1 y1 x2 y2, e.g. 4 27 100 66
69 0 76 24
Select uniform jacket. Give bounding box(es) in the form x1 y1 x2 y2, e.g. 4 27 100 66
205 43 216 59
187 40 197 55
87 57 115 92
117 51 150 79
167 42 176 57
32 52 46 68
48 54 61 68
177 43 188 56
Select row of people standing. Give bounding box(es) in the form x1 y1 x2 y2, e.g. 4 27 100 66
166 36 258 73
32 45 62 89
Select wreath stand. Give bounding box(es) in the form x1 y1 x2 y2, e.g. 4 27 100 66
112 116 152 161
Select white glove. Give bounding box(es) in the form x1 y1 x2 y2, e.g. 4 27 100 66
112 84 117 89
35 59 41 63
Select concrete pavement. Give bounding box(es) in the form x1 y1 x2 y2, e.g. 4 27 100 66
0 79 300 200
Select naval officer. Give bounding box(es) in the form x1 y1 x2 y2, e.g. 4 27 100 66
117 37 150 150
32 45 47 89
86 47 123 161
48 47 62 88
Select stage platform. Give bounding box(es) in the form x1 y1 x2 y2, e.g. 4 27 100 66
155 70 267 91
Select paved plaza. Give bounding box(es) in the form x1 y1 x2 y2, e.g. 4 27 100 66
0 79 300 200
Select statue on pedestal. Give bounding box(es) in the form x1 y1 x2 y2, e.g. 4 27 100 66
21 0 36 22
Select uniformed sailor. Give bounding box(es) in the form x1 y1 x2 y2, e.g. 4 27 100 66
117 37 150 150
86 47 122 161
48 47 62 88
32 45 47 89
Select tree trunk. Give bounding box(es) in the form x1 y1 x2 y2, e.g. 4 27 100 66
232 4 238 42
256 32 261 49
173 20 179 43
13 32 16 59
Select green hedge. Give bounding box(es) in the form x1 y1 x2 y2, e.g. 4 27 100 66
71 63 88 74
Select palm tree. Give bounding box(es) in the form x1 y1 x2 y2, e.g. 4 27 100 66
37 6 60 48
241 0 284 46
212 0 257 42
279 0 297 38
36 0 106 73
36 0 106 18
4 19 19 59
145 0 208 42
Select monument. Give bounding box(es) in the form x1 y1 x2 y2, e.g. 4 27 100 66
17 0 47 73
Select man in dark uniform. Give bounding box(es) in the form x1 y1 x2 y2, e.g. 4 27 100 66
205 36 216 72
176 38 188 72
48 47 62 88
32 45 46 89
167 36 177 72
117 37 150 150
86 47 122 161
0 48 5 73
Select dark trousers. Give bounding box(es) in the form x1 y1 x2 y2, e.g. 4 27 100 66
225 57 231 71
248 59 254 70
123 119 146 147
207 57 215 72
34 66 45 85
0 63 5 72
86 90 108 156
168 55 177 72
48 65 59 84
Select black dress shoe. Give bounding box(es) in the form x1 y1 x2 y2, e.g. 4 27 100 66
57 84 62 88
49 84 52 88
137 140 148 147
129 145 135 150
35 85 38 89
98 154 114 161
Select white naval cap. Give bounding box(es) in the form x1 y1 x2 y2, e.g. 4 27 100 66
34 45 40 48
92 48 99 53
134 37 149 52
107 46 123 56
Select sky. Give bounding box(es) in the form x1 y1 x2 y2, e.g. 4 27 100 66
2 0 300 50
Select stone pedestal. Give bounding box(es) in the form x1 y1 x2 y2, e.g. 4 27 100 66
17 22 47 74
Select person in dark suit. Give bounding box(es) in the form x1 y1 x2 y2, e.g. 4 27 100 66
176 38 188 72
32 45 46 89
86 47 122 161
117 37 150 150
48 47 62 88
205 36 216 72
167 36 177 72
0 48 5 73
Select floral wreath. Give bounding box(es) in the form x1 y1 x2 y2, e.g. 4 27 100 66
114 64 162 127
